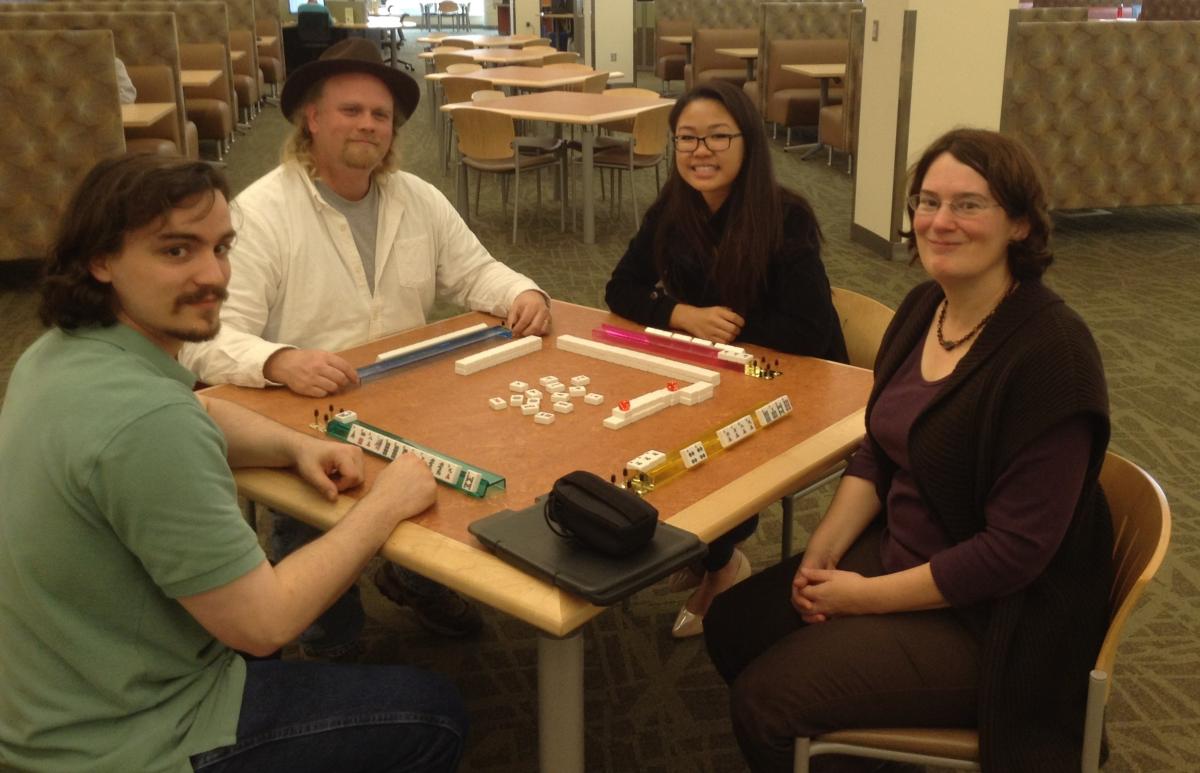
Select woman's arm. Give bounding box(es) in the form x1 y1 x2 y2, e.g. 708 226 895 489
604 209 679 328
738 234 843 358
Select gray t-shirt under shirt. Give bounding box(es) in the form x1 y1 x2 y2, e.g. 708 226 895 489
315 179 381 294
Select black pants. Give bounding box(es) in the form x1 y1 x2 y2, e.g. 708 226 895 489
704 527 981 773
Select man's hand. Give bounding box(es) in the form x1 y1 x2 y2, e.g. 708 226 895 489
669 304 746 343
362 452 438 526
507 290 551 337
264 348 359 397
792 568 875 622
292 437 365 501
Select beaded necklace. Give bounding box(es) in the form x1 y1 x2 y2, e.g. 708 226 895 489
936 282 1016 351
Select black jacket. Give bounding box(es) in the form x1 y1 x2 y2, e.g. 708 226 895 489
868 280 1112 771
604 197 847 361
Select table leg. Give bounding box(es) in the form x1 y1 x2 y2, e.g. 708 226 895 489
538 632 584 773
456 152 469 218
581 127 595 244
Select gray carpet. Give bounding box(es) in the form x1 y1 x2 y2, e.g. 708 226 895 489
1 60 1197 771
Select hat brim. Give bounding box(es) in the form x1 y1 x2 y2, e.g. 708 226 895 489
280 59 421 122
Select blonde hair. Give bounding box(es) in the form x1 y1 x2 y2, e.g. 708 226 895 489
281 78 404 181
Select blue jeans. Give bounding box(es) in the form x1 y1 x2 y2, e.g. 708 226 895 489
190 659 468 773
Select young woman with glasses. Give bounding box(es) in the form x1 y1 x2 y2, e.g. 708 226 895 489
605 80 847 640
704 128 1113 773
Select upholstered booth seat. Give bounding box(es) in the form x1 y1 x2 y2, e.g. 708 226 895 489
683 27 756 90
655 18 690 93
764 38 847 131
181 42 234 159
122 64 182 156
125 137 179 155
229 29 260 121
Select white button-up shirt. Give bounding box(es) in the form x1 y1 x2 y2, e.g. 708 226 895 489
180 162 544 386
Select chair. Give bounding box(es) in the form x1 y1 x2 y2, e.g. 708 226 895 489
433 50 475 71
585 103 671 226
541 51 580 65
778 288 894 560
297 10 334 46
444 62 482 75
437 1 461 30
599 87 659 134
453 106 565 243
511 37 552 49
817 10 864 174
440 75 491 169
793 451 1172 773
562 71 608 94
1139 0 1200 19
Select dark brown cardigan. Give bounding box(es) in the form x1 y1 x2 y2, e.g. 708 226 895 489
866 280 1113 771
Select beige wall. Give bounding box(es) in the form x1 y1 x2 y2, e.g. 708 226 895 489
852 0 1016 253
594 0 634 85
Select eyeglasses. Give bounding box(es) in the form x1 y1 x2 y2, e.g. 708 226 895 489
673 133 743 153
907 193 1001 219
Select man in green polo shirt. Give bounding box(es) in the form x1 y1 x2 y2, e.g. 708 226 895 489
0 155 466 773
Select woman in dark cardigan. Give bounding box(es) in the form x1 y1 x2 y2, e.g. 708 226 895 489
704 128 1113 772
605 80 846 639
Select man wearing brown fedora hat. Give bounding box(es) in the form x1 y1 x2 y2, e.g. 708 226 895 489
182 38 552 653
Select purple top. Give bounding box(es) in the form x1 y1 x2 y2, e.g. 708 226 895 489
845 338 1093 607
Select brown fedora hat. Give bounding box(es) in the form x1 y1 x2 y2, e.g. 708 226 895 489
280 38 420 121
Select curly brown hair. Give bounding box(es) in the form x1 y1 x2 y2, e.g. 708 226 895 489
902 128 1054 280
39 154 230 329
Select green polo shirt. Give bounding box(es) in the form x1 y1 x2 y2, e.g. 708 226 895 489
0 324 266 772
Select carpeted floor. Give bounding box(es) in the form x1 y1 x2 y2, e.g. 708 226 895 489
1 52 1197 772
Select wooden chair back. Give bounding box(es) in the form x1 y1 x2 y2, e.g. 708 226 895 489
441 75 490 104
829 287 894 369
631 103 672 156
454 106 515 160
434 51 475 71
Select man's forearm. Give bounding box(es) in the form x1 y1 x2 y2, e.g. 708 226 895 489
198 395 304 469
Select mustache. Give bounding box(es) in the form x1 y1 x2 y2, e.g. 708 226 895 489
175 286 229 308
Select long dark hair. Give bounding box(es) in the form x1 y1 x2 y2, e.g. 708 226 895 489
903 128 1053 279
652 80 820 315
39 154 230 329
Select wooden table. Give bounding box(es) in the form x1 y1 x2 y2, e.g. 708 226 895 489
660 34 693 65
256 35 277 47
120 102 175 129
181 69 221 88
717 46 759 82
230 50 246 62
446 91 673 245
442 33 540 48
417 32 450 47
426 65 614 91
781 63 846 154
339 15 416 68
419 46 550 66
207 301 872 773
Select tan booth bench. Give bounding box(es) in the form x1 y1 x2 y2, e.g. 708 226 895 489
684 27 757 90
0 29 125 262
50 2 237 160
655 17 690 94
0 8 197 159
1001 19 1200 209
761 37 847 145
